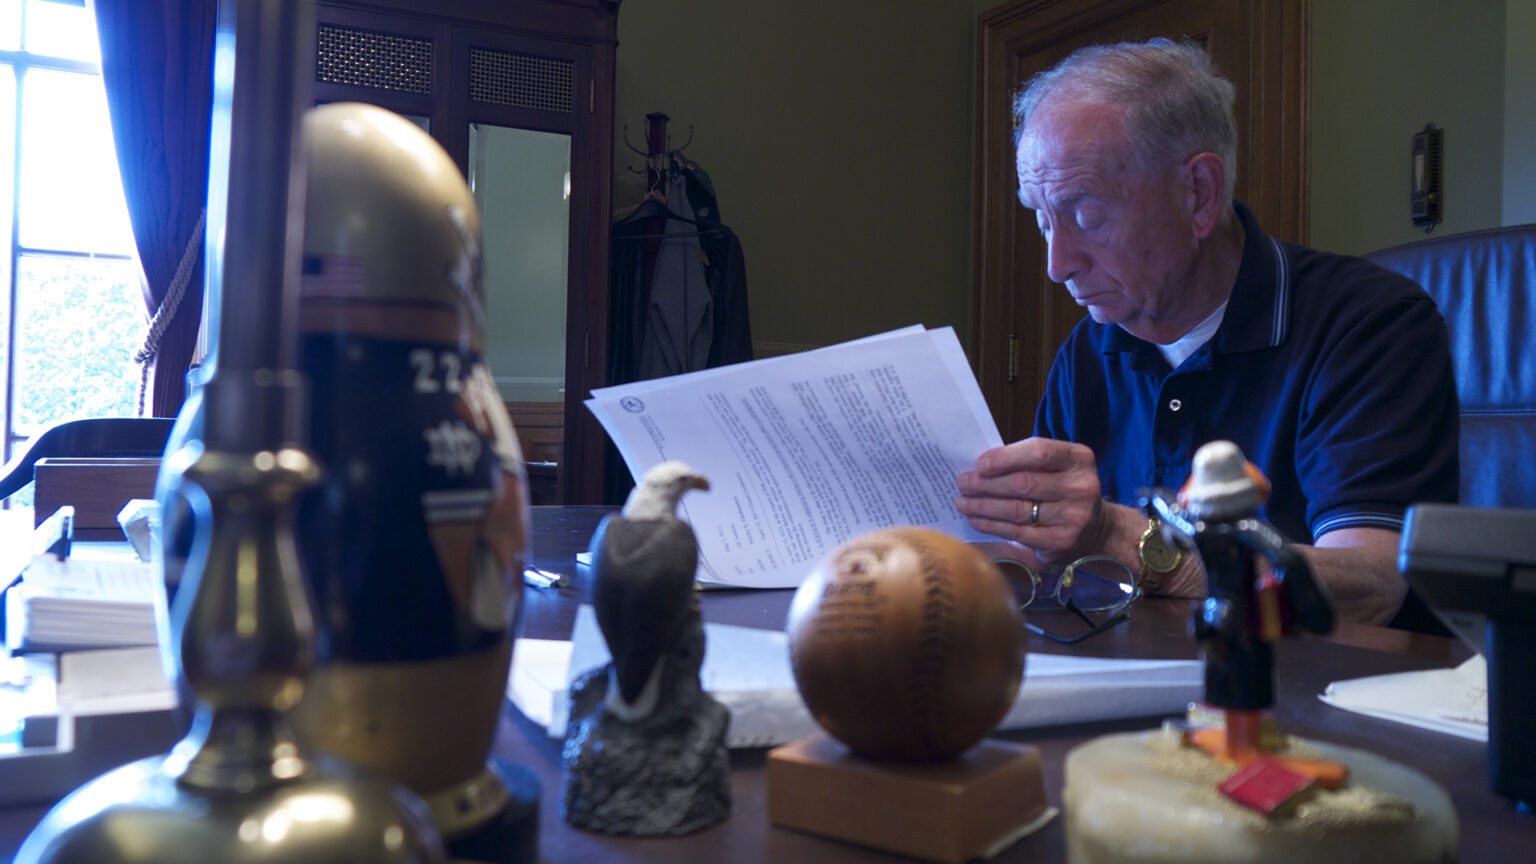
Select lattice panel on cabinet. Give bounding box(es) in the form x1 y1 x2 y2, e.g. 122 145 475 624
317 23 432 94
469 47 574 113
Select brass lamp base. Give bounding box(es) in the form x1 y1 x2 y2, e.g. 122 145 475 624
17 753 444 864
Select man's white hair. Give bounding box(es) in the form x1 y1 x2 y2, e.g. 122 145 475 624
1012 38 1239 203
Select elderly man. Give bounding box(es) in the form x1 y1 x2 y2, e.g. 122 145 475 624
954 39 1458 627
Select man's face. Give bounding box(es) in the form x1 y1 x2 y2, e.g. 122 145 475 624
1015 96 1196 342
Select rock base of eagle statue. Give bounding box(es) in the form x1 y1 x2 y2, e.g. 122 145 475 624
561 461 731 836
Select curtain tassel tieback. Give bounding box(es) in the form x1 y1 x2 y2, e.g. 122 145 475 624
135 208 207 415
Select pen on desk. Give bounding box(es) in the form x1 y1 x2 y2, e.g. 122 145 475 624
523 567 568 589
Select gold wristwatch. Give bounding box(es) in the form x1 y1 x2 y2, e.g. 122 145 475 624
1136 514 1182 593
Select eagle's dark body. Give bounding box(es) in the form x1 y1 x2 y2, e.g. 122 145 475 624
588 514 700 703
563 461 729 834
585 461 708 712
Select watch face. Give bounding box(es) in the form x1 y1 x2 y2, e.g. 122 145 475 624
1140 528 1181 573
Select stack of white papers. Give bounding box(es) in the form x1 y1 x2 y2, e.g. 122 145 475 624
585 326 1005 588
1320 656 1488 741
4 556 160 654
507 606 1202 748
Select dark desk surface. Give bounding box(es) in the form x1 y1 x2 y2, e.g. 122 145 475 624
3 506 1526 862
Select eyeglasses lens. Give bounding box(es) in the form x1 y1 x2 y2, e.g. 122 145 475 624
1058 557 1136 612
1020 556 1138 645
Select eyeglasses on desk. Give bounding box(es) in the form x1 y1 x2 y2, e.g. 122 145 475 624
992 554 1141 645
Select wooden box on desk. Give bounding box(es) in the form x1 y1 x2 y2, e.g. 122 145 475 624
33 457 159 541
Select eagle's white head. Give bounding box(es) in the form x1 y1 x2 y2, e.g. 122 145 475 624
622 461 710 520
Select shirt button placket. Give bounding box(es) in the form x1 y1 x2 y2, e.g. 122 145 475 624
1152 384 1192 488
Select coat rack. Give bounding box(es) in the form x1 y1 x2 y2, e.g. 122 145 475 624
623 111 693 194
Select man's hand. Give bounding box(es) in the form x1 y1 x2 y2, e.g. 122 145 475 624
954 437 1109 567
956 441 1410 624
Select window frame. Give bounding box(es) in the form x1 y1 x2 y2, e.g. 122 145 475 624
0 0 137 467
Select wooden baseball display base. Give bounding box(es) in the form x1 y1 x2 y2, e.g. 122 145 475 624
767 735 1055 863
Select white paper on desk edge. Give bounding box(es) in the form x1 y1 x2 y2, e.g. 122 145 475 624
507 606 1201 748
583 326 1006 590
1319 656 1488 742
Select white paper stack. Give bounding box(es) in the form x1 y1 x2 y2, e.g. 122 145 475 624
1319 656 1488 741
4 556 160 654
507 605 1202 748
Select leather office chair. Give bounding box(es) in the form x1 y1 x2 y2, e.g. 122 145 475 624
1364 223 1536 509
0 416 175 502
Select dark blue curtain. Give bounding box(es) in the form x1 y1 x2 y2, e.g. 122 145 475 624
92 0 217 417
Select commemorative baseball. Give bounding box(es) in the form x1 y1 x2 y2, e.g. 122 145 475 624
785 527 1027 761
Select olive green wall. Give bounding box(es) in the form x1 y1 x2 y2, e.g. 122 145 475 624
1310 0 1508 255
613 1 978 356
613 1 1536 358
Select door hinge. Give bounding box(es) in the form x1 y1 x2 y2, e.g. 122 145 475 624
1006 335 1019 383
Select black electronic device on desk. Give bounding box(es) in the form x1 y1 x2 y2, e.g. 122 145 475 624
1400 503 1536 809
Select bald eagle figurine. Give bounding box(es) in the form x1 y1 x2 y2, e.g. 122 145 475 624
564 460 732 835
588 461 710 721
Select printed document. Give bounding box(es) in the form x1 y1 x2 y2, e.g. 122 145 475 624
585 326 1005 588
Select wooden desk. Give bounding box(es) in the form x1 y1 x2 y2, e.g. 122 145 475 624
3 506 1527 862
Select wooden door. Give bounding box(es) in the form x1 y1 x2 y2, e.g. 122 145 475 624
973 0 1309 442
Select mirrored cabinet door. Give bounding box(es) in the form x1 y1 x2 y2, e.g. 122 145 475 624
470 124 570 417
312 0 618 504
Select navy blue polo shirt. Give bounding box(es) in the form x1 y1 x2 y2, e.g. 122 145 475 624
1035 201 1459 546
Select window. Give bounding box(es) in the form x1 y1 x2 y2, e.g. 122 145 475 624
0 0 141 475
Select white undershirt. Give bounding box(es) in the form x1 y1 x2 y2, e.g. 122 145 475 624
1156 299 1228 369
